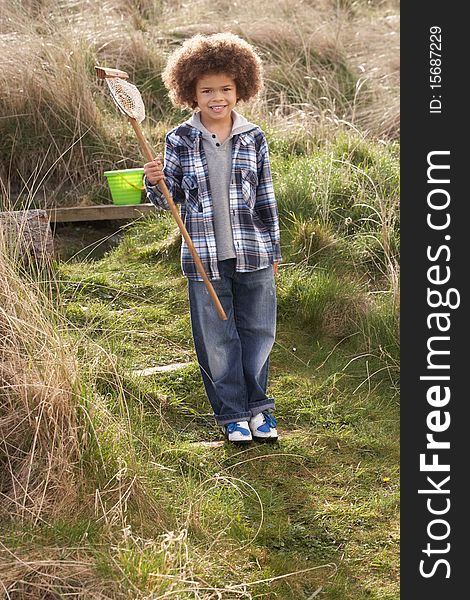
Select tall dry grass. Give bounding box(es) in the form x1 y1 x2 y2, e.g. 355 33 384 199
0 224 166 524
1 0 399 207
0 223 168 595
0 234 83 523
161 0 399 138
0 545 122 600
0 1 167 206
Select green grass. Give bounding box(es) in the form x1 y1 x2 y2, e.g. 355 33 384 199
0 123 399 597
10 208 397 599
272 136 399 234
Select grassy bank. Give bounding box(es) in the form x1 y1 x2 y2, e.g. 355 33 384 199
0 212 399 599
1 130 399 597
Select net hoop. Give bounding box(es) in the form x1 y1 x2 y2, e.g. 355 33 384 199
105 77 146 123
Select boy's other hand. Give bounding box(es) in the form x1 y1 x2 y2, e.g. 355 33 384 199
144 158 164 186
273 262 279 275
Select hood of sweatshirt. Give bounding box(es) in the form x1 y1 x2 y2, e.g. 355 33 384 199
186 110 257 139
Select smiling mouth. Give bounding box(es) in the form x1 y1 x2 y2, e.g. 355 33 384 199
210 105 227 111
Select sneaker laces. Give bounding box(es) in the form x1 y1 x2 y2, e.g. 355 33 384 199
262 410 276 428
227 422 249 434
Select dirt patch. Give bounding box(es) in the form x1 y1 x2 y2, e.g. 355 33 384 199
51 221 126 262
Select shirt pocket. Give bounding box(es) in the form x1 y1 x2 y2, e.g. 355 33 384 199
240 168 258 210
181 175 202 212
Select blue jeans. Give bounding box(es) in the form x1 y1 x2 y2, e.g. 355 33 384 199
188 259 276 425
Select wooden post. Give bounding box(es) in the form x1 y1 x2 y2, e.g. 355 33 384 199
0 209 54 263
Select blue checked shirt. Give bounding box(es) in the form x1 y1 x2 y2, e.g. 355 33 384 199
145 120 281 281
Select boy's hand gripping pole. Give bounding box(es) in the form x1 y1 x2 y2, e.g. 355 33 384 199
95 66 227 321
131 120 228 321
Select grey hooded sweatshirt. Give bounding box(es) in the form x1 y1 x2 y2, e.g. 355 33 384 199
187 110 257 261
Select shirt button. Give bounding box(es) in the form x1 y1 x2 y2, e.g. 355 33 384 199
216 143 220 147
212 134 216 138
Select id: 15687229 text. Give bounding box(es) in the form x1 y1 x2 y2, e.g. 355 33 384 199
429 25 442 114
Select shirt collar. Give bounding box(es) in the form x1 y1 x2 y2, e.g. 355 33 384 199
187 110 256 140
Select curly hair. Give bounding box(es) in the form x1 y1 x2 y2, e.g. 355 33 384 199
162 33 264 109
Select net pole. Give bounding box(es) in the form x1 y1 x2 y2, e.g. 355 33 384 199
129 118 228 321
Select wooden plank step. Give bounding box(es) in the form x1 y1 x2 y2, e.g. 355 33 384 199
131 362 194 377
46 203 157 223
189 441 225 449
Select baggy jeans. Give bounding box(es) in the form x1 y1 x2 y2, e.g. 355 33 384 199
188 259 276 425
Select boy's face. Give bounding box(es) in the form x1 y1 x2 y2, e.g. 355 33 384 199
194 73 237 128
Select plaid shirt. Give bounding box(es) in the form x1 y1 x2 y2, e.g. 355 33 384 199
145 120 281 280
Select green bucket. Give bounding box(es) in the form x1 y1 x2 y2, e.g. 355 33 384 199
104 168 145 205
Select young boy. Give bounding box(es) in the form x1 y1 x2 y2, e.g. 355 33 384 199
144 33 281 444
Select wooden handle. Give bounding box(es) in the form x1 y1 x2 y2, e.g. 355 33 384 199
129 118 228 321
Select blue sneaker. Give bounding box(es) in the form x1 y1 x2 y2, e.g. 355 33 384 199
249 410 278 442
222 421 252 443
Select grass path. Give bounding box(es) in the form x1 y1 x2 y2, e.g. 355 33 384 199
50 213 400 599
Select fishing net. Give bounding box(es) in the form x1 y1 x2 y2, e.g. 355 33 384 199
96 68 227 321
105 77 145 123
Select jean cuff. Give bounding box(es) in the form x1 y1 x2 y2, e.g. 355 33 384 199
249 398 275 417
216 412 252 426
